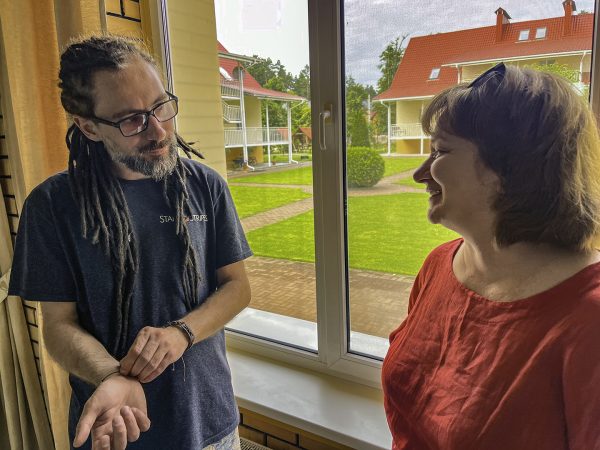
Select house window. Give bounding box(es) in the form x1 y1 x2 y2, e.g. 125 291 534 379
213 1 316 352
535 27 547 39
156 0 599 384
518 29 530 41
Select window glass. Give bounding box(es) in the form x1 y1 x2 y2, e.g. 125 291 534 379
167 0 316 351
518 29 530 41
163 0 597 365
343 0 595 360
535 27 547 39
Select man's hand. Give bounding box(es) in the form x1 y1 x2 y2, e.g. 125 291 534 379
73 375 150 449
119 326 188 383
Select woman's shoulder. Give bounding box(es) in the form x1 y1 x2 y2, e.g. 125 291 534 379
421 238 463 270
556 263 600 341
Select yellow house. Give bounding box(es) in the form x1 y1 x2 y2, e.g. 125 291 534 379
375 0 592 155
218 42 304 170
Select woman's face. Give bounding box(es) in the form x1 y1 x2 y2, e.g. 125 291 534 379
413 130 501 238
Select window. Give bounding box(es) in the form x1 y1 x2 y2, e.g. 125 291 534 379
518 29 530 41
213 0 317 352
153 0 598 385
535 27 547 39
219 67 233 81
429 68 440 79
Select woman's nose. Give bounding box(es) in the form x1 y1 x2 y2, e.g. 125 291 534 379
413 158 432 183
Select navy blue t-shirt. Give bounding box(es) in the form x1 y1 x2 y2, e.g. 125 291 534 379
9 158 252 449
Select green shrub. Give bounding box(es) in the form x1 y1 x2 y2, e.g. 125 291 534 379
347 147 385 187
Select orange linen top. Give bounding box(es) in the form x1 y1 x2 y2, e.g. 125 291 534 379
382 239 600 450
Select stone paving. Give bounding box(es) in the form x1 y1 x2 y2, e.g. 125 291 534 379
230 162 424 339
244 256 414 338
240 198 314 233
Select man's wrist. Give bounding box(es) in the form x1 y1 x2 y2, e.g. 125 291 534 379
164 320 195 350
97 366 121 386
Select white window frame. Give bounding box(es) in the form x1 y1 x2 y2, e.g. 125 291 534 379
147 0 600 389
535 27 547 39
518 29 530 41
429 68 441 79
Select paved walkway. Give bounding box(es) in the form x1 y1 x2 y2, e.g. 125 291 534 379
233 168 424 232
245 256 413 338
241 198 314 232
231 162 422 339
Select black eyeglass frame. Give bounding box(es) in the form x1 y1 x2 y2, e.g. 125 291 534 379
91 91 179 137
468 62 506 88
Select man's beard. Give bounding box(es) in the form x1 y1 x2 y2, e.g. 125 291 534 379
105 136 179 181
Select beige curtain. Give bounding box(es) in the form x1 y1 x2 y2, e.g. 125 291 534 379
0 1 103 448
0 280 54 450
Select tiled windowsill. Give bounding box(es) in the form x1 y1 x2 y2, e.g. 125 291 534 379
228 348 392 450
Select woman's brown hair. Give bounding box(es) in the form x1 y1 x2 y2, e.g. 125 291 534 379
421 64 600 251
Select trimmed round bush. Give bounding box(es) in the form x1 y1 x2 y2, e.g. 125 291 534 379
347 147 385 188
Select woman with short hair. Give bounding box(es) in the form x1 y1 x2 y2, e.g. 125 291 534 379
382 63 600 450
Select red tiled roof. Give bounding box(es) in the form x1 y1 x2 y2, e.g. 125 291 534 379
376 13 593 101
298 127 312 139
218 42 304 101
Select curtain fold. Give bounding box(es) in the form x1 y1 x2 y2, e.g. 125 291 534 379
0 1 104 448
0 272 54 450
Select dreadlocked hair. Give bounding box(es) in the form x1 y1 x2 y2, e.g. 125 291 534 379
59 34 205 357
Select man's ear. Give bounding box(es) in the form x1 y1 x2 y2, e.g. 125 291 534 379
73 117 102 142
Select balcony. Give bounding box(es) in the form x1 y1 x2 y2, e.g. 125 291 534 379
224 127 290 148
221 80 241 99
390 123 425 140
222 101 241 123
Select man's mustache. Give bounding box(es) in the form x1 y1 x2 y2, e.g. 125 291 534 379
138 138 174 154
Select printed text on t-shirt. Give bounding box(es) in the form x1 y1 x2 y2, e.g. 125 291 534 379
160 214 208 223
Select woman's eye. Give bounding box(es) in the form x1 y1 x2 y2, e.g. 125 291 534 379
432 149 447 159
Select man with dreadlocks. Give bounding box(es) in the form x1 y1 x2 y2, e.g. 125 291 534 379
9 34 252 449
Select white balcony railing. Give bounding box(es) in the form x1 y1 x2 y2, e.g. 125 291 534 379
390 123 424 139
221 80 241 98
224 127 290 147
222 101 241 122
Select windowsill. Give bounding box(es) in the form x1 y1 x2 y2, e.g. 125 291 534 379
227 347 392 450
228 308 389 359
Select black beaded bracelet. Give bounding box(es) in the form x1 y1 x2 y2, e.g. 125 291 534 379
165 320 195 350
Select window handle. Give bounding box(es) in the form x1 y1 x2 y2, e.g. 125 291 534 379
319 104 333 151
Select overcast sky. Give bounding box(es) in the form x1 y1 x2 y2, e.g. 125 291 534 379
215 0 595 87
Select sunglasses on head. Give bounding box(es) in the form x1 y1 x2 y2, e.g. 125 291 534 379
468 62 506 88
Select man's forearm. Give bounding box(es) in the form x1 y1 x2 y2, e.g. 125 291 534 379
181 274 251 344
44 320 120 386
118 261 250 383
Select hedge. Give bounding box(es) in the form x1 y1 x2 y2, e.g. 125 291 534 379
347 147 385 187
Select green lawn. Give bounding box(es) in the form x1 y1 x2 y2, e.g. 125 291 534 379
269 152 312 163
229 185 311 218
232 166 313 186
383 156 427 177
232 155 426 187
247 193 458 276
395 176 425 189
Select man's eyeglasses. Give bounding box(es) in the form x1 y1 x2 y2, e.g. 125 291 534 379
468 62 506 88
92 92 179 137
